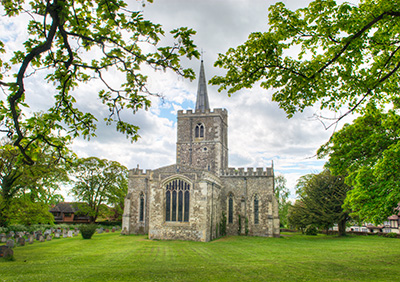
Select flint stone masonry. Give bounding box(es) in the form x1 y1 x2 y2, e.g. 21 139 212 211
122 61 280 242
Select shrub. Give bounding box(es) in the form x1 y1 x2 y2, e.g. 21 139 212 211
384 232 398 238
305 225 318 236
79 224 97 239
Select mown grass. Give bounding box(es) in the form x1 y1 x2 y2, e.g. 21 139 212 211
1 232 400 281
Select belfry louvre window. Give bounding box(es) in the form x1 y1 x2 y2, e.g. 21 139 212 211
165 179 190 222
254 195 259 224
195 123 204 138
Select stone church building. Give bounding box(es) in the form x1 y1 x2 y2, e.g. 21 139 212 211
122 61 280 242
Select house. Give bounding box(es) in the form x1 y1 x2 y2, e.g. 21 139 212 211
49 202 91 224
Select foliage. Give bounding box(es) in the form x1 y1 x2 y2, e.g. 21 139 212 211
1 233 400 280
79 224 97 239
0 136 71 226
5 195 54 225
287 200 309 233
274 174 291 228
305 225 318 236
219 212 227 237
70 157 128 223
319 104 400 223
0 0 199 163
211 0 400 121
289 170 351 236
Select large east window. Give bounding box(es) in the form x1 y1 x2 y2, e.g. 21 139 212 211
165 179 190 222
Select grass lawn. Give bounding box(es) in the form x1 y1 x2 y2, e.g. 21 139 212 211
1 232 400 281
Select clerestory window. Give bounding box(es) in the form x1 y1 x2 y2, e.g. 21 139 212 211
195 123 205 138
165 179 190 222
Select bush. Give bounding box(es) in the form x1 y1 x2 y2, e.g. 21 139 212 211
79 224 97 239
305 225 318 236
384 232 398 238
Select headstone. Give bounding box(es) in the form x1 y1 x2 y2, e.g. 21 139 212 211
28 235 34 244
112 227 116 233
0 234 6 243
0 245 13 258
6 239 15 248
54 232 60 239
97 228 103 234
46 235 52 241
44 229 51 236
17 237 26 246
63 233 68 238
105 229 109 233
67 231 73 238
39 235 45 242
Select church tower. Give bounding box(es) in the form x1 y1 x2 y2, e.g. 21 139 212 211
176 60 228 173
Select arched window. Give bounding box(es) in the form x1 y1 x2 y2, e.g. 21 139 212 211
195 123 205 138
254 195 259 224
228 194 233 224
165 179 190 222
139 193 144 222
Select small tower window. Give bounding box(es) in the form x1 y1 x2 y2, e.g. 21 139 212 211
195 123 205 138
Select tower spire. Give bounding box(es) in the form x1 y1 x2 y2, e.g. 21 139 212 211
195 60 210 112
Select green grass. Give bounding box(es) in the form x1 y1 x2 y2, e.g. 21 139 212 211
1 232 400 281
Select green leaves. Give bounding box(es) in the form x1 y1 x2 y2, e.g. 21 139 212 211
0 0 200 162
211 0 400 118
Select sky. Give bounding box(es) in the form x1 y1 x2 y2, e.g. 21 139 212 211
0 0 358 200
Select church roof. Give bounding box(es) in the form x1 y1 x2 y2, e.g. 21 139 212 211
195 60 210 112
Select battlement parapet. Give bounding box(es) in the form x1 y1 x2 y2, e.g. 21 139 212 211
220 167 274 177
129 168 152 177
178 108 227 117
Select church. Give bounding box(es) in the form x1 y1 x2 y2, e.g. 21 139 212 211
122 61 280 242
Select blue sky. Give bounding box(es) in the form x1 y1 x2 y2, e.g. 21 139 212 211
0 0 358 200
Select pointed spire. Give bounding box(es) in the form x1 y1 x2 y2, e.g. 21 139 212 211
195 60 210 112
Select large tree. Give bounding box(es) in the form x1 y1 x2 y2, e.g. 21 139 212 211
0 0 199 164
318 104 400 223
70 157 128 223
210 0 400 121
291 170 351 236
0 137 71 226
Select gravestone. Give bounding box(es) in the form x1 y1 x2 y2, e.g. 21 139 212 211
46 235 52 241
6 239 14 248
63 233 68 238
39 235 45 242
27 235 34 244
97 228 103 234
112 227 116 233
54 232 60 239
105 229 109 233
0 245 13 258
17 237 26 246
67 231 73 238
0 234 6 243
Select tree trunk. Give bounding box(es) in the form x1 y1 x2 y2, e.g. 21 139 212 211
338 218 347 236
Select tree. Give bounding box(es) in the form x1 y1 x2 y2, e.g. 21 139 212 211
70 157 128 223
291 170 351 236
210 0 400 123
0 137 71 226
287 200 309 233
274 174 290 228
0 0 199 163
318 104 400 223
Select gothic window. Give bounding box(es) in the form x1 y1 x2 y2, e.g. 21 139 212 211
165 179 190 222
195 123 205 138
254 195 259 224
139 193 144 222
228 194 233 224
